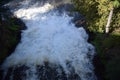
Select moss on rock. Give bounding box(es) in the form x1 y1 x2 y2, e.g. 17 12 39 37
0 7 26 64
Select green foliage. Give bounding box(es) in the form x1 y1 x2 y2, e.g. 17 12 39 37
71 0 99 32
8 25 19 31
92 32 120 80
111 7 120 31
113 0 120 8
92 33 107 63
71 0 120 33
102 35 120 48
8 19 19 31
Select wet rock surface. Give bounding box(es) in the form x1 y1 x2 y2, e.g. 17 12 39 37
0 63 80 80
0 6 26 65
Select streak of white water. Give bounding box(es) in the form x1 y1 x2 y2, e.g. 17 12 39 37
2 3 96 80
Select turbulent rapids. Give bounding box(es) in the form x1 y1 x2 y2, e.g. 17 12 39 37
1 0 97 80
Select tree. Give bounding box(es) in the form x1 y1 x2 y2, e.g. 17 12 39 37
71 0 99 32
106 7 114 33
105 0 120 33
71 0 120 33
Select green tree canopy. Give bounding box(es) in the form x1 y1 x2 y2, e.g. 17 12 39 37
72 0 120 33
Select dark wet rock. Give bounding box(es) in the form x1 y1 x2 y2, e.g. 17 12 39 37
0 0 13 7
74 19 86 27
70 12 84 21
0 63 80 80
69 12 86 28
53 3 74 13
0 6 26 65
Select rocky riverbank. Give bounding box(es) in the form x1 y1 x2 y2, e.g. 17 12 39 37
1 1 120 80
0 6 26 65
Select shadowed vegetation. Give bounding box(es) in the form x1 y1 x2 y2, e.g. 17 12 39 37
71 0 120 80
0 6 26 64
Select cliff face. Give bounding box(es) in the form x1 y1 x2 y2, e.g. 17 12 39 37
0 6 26 64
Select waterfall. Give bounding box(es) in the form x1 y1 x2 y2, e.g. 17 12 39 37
1 0 97 80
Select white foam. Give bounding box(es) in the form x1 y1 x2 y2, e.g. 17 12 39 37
2 3 96 80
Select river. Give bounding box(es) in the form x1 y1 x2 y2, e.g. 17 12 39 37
1 0 96 80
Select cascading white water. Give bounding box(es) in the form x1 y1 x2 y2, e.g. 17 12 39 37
1 1 97 80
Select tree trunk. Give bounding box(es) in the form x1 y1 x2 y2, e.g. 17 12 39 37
105 7 114 33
